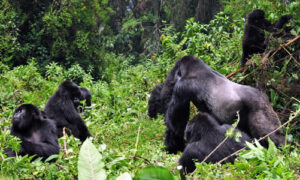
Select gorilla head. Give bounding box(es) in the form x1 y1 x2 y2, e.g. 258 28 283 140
164 55 284 153
11 104 40 131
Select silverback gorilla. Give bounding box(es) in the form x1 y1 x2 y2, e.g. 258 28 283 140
5 104 59 161
164 55 284 153
44 80 91 142
179 112 251 173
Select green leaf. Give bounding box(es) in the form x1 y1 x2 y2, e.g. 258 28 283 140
267 138 277 160
133 166 177 180
78 139 106 180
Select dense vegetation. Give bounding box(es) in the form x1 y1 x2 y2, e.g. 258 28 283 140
0 0 299 179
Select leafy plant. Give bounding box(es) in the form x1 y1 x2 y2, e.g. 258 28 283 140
78 139 106 180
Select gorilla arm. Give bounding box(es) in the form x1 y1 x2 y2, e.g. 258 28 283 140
164 81 191 153
62 101 91 141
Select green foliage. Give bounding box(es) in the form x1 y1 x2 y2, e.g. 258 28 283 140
133 166 177 180
223 0 300 21
0 0 113 78
161 12 245 75
238 139 297 179
0 1 23 67
78 139 106 180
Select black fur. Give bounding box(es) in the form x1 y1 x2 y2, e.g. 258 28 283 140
164 55 284 153
148 62 182 119
241 9 273 67
5 104 59 161
272 15 291 38
273 15 291 29
179 112 251 173
148 83 165 119
44 80 91 141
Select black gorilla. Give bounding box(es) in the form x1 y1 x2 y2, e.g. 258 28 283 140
179 113 251 173
5 104 59 161
179 112 251 173
164 55 284 153
44 80 91 142
241 9 273 67
73 87 92 113
148 83 165 119
148 64 182 119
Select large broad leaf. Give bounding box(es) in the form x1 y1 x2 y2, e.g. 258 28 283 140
133 166 177 180
78 139 106 180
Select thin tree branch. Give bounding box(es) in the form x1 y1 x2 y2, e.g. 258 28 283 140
282 46 300 67
62 127 68 157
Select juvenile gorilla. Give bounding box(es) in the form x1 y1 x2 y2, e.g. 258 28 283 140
241 9 273 67
148 83 165 119
148 63 182 119
5 104 59 161
44 80 91 142
179 112 251 173
73 87 92 113
164 55 284 153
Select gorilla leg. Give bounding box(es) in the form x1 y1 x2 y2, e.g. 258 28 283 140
247 105 285 146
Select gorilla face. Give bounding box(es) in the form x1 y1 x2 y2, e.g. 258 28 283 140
12 104 38 130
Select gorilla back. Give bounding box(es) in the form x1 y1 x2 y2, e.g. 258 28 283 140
164 55 284 153
44 80 91 141
179 113 251 173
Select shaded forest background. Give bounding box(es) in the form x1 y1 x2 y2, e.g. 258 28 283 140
1 0 224 79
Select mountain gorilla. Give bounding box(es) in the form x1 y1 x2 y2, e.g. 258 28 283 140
73 87 92 113
5 104 59 161
164 55 285 154
179 112 251 173
241 9 273 67
148 83 165 119
44 80 91 142
148 63 182 119
241 9 291 67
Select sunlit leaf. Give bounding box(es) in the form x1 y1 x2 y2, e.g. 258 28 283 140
78 139 106 180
